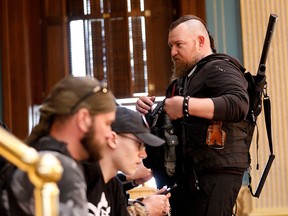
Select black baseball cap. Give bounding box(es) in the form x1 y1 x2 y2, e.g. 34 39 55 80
112 107 165 147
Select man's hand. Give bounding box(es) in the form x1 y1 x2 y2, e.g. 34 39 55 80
164 96 184 120
142 194 170 216
136 96 156 114
126 163 153 185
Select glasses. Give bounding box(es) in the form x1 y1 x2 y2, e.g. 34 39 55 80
118 134 146 151
71 81 108 112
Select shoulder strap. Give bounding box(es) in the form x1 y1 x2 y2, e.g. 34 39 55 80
163 114 179 177
248 88 275 198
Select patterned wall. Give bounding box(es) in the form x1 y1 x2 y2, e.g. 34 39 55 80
240 0 288 215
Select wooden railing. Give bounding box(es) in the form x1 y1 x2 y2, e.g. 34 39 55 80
0 127 63 216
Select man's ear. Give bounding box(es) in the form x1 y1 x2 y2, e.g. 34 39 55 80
108 131 117 149
77 108 92 132
198 35 205 47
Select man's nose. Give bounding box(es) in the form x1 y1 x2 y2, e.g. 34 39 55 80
171 47 178 57
140 149 147 159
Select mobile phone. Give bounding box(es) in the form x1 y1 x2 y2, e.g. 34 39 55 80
160 183 177 195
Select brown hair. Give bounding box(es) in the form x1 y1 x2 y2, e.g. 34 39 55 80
26 76 116 145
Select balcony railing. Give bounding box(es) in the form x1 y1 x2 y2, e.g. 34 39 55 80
0 127 63 216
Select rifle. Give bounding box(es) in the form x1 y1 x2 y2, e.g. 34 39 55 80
250 13 278 118
247 13 278 198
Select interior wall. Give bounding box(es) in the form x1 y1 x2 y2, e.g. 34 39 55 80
240 0 288 215
0 47 2 120
205 0 243 62
0 0 205 138
0 0 68 138
0 0 32 138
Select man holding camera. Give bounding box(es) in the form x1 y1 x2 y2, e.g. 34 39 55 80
136 15 249 216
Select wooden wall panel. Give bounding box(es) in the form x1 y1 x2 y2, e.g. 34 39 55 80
0 0 32 138
107 0 130 98
42 25 69 95
0 0 69 138
240 0 288 215
41 0 69 97
144 0 206 96
178 0 206 22
28 0 44 105
0 0 206 138
43 0 64 16
145 0 174 96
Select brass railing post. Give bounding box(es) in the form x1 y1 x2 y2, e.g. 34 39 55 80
0 127 63 216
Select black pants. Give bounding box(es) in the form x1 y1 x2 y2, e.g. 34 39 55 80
169 172 243 216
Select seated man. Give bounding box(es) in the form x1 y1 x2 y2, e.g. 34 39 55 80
85 107 170 216
1 76 116 216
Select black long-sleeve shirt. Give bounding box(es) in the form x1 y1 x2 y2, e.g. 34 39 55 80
184 53 249 122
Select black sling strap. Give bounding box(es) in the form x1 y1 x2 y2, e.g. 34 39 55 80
248 89 275 198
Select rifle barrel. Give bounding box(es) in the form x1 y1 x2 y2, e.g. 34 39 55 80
257 14 278 76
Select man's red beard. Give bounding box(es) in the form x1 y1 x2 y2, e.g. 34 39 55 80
171 55 201 81
171 58 193 80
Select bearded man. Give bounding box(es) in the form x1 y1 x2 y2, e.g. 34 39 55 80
2 76 116 216
136 15 249 216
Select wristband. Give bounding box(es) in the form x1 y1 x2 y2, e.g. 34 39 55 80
183 96 190 118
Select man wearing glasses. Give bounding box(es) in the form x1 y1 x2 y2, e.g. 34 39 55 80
85 107 171 216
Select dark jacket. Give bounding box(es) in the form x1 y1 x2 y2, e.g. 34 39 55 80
144 53 250 188
1 136 88 216
182 53 250 172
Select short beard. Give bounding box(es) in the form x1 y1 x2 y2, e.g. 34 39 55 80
81 124 103 162
171 55 201 81
171 60 194 81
